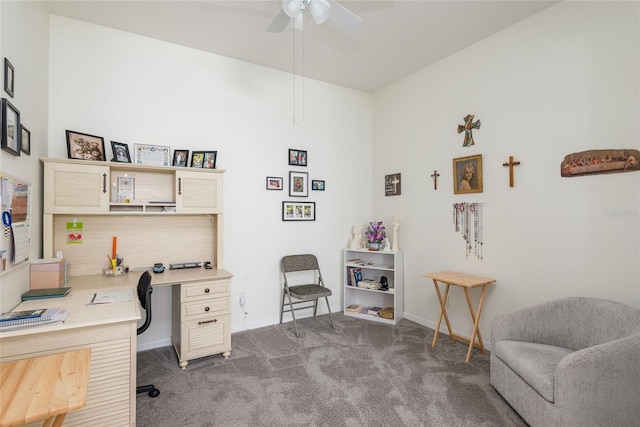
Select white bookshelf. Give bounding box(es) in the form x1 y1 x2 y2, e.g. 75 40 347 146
343 248 403 325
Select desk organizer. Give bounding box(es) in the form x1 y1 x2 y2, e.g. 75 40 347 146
104 266 130 277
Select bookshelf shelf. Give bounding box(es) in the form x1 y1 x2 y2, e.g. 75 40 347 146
343 248 403 325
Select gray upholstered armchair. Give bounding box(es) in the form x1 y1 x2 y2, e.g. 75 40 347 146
490 296 640 427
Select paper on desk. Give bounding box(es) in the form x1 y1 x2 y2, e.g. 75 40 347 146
87 291 133 305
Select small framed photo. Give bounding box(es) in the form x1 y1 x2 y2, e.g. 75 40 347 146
4 58 14 98
173 149 189 167
385 173 401 196
266 176 283 190
110 141 131 163
1 98 20 156
202 151 217 169
312 180 325 191
191 151 204 167
134 143 170 166
20 125 30 155
288 148 307 166
453 154 483 194
289 171 308 197
282 201 315 221
66 130 105 161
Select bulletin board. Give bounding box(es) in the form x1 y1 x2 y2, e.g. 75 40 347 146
0 172 32 275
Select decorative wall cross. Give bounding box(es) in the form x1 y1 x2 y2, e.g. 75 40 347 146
457 114 481 147
430 170 440 190
502 155 521 187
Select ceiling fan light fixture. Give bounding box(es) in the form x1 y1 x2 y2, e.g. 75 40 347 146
283 0 304 18
309 0 331 25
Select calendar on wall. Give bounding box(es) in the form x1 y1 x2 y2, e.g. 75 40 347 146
1 172 32 275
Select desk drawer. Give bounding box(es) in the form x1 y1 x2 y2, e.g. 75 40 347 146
182 297 230 320
181 280 230 302
182 314 231 361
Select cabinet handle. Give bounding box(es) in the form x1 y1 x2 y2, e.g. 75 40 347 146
204 288 210 293
204 306 210 312
102 173 107 193
198 318 217 325
178 177 182 195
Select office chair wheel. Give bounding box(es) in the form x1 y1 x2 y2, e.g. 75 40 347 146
149 388 160 398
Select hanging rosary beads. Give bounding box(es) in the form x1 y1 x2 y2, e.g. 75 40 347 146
453 202 484 259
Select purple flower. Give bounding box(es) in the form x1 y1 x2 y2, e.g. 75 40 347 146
364 221 386 243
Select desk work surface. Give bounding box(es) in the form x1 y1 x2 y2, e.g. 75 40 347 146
0 348 91 427
423 271 496 288
67 267 233 289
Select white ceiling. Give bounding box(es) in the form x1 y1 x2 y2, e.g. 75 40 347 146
46 0 558 93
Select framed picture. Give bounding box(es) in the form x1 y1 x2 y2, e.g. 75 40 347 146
266 176 283 190
4 58 14 98
202 151 217 169
288 148 307 166
385 173 401 196
110 141 131 163
66 130 105 161
289 171 308 197
191 151 204 168
134 143 170 166
282 201 315 221
20 125 30 155
312 180 325 191
453 154 483 194
172 149 189 167
1 98 20 156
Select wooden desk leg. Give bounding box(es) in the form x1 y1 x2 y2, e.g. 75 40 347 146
431 281 453 347
464 285 488 363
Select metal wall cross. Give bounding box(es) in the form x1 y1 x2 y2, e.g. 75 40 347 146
502 155 521 187
430 170 440 190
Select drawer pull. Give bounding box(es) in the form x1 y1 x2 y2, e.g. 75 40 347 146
198 319 218 325
204 306 210 312
204 288 210 293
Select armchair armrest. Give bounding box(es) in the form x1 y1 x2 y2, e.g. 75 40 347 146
555 333 640 426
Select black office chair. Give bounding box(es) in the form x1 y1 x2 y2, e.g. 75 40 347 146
280 254 336 338
136 271 160 398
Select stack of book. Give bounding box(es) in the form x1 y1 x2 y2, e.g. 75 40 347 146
0 307 68 332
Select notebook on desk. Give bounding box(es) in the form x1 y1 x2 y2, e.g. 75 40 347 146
21 287 72 301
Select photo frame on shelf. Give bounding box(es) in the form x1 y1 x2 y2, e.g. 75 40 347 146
312 180 325 191
66 130 105 161
288 148 307 166
134 143 170 166
202 151 217 169
384 173 401 196
191 151 204 168
282 201 315 221
110 141 131 163
266 176 283 190
1 98 20 156
172 149 189 167
20 125 30 155
4 58 14 98
289 171 308 197
453 154 483 194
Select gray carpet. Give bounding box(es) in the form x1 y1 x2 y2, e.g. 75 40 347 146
136 314 526 426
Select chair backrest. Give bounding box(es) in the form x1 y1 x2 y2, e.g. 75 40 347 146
281 254 319 273
137 271 153 335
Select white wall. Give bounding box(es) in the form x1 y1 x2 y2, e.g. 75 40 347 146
47 16 373 348
373 1 640 342
0 1 49 312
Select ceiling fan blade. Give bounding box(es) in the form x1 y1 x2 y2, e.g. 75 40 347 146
267 9 290 33
326 0 363 31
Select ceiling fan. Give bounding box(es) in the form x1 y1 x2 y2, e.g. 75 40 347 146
267 0 363 33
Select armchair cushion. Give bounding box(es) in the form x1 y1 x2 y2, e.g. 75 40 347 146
494 340 573 402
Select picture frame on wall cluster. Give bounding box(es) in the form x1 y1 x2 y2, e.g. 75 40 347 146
282 201 315 221
4 58 14 98
312 180 325 191
266 176 283 190
289 171 308 197
1 98 20 156
66 130 105 161
288 149 307 166
453 154 483 194
20 125 30 155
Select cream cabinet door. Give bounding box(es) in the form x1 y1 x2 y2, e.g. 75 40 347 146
44 162 110 213
176 170 222 213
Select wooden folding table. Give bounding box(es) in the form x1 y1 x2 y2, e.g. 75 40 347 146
424 271 495 362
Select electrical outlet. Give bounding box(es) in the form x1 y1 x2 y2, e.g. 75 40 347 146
240 292 247 307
